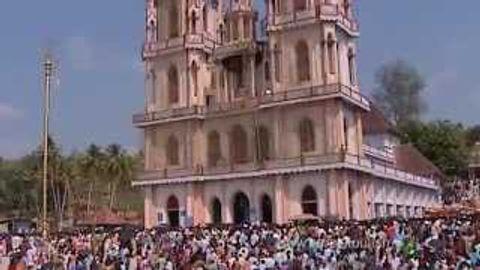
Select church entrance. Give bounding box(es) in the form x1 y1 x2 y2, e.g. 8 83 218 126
167 195 180 227
261 194 273 223
233 192 250 224
211 198 222 225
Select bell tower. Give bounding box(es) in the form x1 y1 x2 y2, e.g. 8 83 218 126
265 0 359 92
143 0 226 112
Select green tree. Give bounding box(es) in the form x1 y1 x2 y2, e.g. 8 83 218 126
105 144 134 210
400 120 469 177
466 125 480 146
80 144 106 216
373 59 427 127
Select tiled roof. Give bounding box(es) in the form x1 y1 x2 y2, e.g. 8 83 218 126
362 106 394 135
394 144 443 179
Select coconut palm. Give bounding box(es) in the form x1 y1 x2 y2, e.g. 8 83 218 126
80 144 105 216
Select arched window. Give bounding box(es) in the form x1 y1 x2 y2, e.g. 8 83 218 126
192 62 199 97
273 44 281 82
168 65 179 104
301 185 317 216
166 135 179 166
348 49 356 85
343 0 351 16
232 18 239 40
348 182 354 219
166 195 180 226
150 128 159 168
149 70 156 104
230 125 248 164
233 192 250 224
203 6 208 32
210 70 217 89
271 0 277 14
257 126 271 161
299 118 315 153
294 0 307 12
219 24 225 43
343 117 349 151
208 131 222 167
295 40 310 82
243 17 250 39
265 61 271 82
260 194 273 223
168 0 179 38
327 34 336 74
191 11 197 34
211 197 222 224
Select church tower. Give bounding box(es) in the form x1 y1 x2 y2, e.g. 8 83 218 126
265 0 362 155
143 0 224 112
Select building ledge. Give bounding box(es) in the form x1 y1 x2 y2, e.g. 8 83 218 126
142 34 216 59
267 4 359 36
133 83 370 127
132 153 438 190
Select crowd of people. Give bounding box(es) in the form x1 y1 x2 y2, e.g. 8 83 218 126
1 216 480 270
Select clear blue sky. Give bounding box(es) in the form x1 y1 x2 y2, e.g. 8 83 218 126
1 1 479 158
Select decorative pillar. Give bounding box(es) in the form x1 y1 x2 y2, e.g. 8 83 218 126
274 175 286 223
321 39 328 84
185 183 194 227
223 182 233 223
326 170 338 218
144 186 154 229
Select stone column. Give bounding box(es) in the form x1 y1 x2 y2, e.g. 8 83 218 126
144 186 154 229
192 183 205 225
274 175 285 223
223 182 233 223
185 183 194 227
251 55 256 96
321 39 328 84
326 170 338 218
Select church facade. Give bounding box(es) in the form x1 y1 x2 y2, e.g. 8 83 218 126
133 0 440 228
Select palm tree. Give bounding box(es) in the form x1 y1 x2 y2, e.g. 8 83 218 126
81 144 105 216
105 144 133 210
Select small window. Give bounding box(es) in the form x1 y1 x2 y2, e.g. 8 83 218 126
327 34 336 74
203 6 208 32
257 126 271 161
294 0 307 12
348 49 356 85
265 61 271 82
168 0 179 38
208 131 222 167
168 65 179 104
295 40 310 82
230 125 248 163
166 135 179 166
191 62 199 97
299 118 315 153
274 44 281 82
301 186 317 216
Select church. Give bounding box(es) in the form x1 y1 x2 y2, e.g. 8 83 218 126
132 0 440 228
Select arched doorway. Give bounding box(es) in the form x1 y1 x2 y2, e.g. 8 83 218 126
301 185 318 216
166 195 180 227
260 194 273 223
233 192 250 224
211 198 222 225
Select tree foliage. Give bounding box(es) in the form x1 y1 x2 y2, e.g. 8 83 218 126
466 125 480 146
400 120 469 177
0 139 141 224
373 59 427 127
